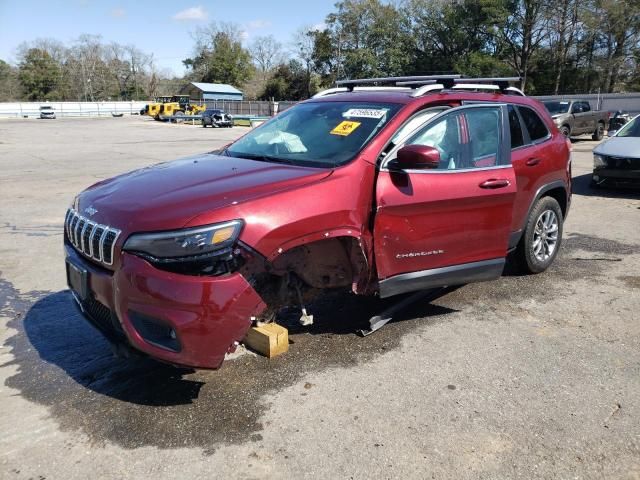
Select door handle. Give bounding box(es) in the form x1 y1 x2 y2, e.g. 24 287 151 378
479 179 510 189
526 157 541 166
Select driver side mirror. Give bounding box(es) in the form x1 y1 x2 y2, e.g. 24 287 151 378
395 145 441 170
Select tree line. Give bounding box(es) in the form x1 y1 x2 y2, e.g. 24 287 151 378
2 0 639 102
0 35 181 102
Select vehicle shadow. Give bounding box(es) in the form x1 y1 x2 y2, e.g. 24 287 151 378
10 287 458 408
572 173 640 199
5 280 460 448
8 291 202 407
280 289 459 335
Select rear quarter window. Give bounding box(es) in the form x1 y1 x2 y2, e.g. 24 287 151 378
517 106 549 142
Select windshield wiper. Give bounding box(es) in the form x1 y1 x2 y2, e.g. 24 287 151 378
232 152 296 165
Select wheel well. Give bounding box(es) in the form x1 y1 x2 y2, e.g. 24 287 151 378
542 187 568 218
270 236 369 291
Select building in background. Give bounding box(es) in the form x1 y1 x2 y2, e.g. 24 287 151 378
179 82 244 102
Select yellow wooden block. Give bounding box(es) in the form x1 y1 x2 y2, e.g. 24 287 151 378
244 323 289 358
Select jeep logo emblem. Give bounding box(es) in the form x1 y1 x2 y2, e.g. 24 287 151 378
84 205 98 216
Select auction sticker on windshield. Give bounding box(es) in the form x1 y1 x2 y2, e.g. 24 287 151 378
343 108 387 119
331 121 361 136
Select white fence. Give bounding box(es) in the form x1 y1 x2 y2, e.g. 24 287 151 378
0 101 148 118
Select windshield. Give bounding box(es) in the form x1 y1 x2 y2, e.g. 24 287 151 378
616 116 640 137
226 101 402 167
543 101 570 115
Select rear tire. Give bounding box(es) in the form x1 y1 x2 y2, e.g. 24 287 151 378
592 122 604 141
515 196 563 274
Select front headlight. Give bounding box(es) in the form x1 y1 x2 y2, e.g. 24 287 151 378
123 220 243 260
593 154 606 168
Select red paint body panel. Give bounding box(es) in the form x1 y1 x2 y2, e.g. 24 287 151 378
79 155 332 262
509 104 572 233
66 89 571 369
67 244 266 369
373 168 517 279
187 159 377 260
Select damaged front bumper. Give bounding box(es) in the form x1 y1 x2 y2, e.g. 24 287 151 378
593 168 640 188
65 244 266 369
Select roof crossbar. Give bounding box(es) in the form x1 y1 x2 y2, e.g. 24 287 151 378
336 74 461 91
397 77 521 91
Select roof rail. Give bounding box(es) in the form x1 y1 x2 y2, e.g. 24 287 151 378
312 86 412 99
398 77 524 96
313 75 524 99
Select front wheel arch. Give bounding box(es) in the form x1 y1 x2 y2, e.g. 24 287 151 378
515 196 564 274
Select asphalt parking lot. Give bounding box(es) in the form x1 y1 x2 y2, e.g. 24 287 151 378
1 117 639 479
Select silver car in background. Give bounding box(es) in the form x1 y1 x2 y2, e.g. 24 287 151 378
39 106 56 119
592 114 640 188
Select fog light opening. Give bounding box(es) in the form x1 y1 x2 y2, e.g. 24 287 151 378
129 311 181 352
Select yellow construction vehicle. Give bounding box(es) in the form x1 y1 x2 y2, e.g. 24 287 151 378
141 96 172 119
156 95 206 120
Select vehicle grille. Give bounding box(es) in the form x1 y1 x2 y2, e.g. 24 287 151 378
65 208 121 266
603 156 640 171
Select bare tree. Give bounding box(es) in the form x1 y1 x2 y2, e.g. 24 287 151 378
498 0 549 91
249 35 284 80
292 27 316 98
547 0 580 94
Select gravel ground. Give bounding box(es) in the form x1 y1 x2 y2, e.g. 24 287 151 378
1 117 639 479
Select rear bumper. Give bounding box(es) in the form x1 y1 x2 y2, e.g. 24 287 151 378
65 244 266 369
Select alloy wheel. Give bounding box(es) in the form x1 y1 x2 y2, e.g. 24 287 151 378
532 210 559 262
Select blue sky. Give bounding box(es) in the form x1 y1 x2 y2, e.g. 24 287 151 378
0 1 337 75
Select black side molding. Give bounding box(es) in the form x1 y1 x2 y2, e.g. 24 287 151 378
379 258 505 298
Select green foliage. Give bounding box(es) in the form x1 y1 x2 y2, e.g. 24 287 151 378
453 52 514 78
403 0 508 74
259 60 320 100
0 59 21 101
320 0 413 81
18 49 62 100
184 24 255 87
298 0 640 95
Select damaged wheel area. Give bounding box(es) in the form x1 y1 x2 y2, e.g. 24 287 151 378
240 237 373 323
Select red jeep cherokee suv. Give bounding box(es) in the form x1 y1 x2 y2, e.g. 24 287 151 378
64 76 571 369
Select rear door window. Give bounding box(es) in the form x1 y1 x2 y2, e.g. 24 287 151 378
508 105 525 148
517 106 549 142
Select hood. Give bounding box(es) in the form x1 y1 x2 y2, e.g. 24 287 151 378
593 137 640 158
77 154 332 233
